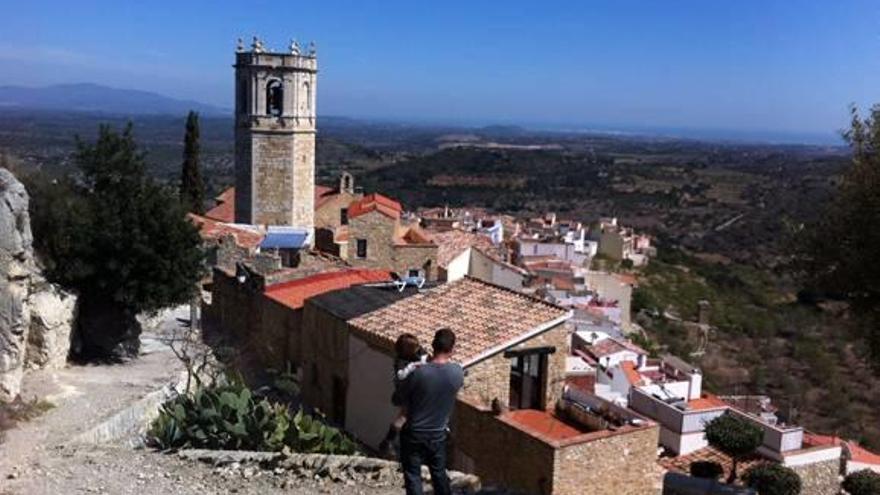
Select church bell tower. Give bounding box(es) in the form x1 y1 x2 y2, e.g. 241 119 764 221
233 36 317 232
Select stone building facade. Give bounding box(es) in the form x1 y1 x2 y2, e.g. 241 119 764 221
459 320 569 410
233 41 317 231
344 206 438 279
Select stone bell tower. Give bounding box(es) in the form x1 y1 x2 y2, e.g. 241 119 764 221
233 36 317 231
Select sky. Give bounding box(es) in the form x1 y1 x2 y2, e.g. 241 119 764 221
2 0 879 143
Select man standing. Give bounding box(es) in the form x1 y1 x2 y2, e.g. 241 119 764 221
394 328 464 495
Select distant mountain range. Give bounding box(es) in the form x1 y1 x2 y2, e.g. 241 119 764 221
0 83 228 116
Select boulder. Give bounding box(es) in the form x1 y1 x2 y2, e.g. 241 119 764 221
26 276 76 369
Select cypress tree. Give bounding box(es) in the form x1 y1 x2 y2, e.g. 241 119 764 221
180 110 204 214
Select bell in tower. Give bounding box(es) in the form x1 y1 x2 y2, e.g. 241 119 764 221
233 36 317 234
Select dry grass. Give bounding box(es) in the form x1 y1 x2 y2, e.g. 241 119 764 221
0 396 54 442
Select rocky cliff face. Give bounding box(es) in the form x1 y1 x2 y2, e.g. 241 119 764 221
0 168 77 401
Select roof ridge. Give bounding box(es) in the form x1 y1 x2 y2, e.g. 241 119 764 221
460 275 568 312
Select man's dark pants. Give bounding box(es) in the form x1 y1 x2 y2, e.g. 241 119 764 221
400 429 450 495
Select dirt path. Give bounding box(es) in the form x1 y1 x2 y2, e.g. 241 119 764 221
0 309 407 495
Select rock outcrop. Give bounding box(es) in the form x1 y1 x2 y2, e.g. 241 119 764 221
0 168 77 401
0 168 34 400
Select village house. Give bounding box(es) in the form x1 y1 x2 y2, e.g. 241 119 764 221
588 217 655 267
313 192 439 280
295 277 660 495
432 229 527 290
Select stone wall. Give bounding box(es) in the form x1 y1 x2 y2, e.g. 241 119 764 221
552 425 661 495
452 400 557 495
299 302 351 424
344 210 439 279
791 458 841 495
314 191 359 230
460 321 569 410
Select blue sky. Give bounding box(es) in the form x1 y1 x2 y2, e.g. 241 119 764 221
2 0 879 142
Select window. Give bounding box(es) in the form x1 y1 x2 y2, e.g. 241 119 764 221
356 239 367 258
408 269 421 278
266 79 283 116
340 208 348 226
508 350 550 410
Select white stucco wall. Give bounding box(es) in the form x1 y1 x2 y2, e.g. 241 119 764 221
345 334 397 450
445 248 471 282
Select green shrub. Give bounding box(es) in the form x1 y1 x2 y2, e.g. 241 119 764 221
843 470 880 495
743 463 801 495
147 381 357 455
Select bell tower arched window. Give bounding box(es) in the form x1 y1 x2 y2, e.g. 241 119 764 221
266 79 283 116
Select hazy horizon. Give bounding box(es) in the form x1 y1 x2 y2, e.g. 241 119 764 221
2 1 878 145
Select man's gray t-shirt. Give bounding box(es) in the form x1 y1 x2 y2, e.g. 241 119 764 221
393 362 464 433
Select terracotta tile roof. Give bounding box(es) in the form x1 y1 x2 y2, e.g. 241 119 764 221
349 277 570 365
394 223 435 246
687 393 728 411
431 230 497 268
848 442 880 465
204 186 345 222
587 337 645 359
348 193 402 220
620 361 644 386
503 409 586 441
187 213 264 249
204 188 236 223
802 432 880 464
264 269 392 310
314 185 337 209
659 445 765 481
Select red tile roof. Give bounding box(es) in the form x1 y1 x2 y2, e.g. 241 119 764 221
587 337 647 359
848 442 880 465
659 445 765 481
503 409 586 441
264 269 392 310
620 361 644 386
348 193 403 220
349 277 570 365
204 188 236 223
314 185 337 209
187 213 264 249
687 393 728 411
431 230 497 268
204 186 345 223
394 223 435 246
803 433 880 465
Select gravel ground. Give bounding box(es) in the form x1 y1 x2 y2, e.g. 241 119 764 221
0 308 407 495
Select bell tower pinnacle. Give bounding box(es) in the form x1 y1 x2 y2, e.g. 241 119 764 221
233 36 317 232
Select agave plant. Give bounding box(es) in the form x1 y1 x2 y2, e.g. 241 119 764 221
147 381 358 455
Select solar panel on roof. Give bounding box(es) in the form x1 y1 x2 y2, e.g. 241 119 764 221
259 228 309 249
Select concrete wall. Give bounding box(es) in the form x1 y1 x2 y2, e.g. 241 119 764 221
469 248 525 291
585 271 632 327
444 248 470 282
345 334 397 450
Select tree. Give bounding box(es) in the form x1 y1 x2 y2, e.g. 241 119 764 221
843 470 880 495
743 463 801 495
704 413 764 483
30 123 205 359
797 105 880 371
179 111 204 214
